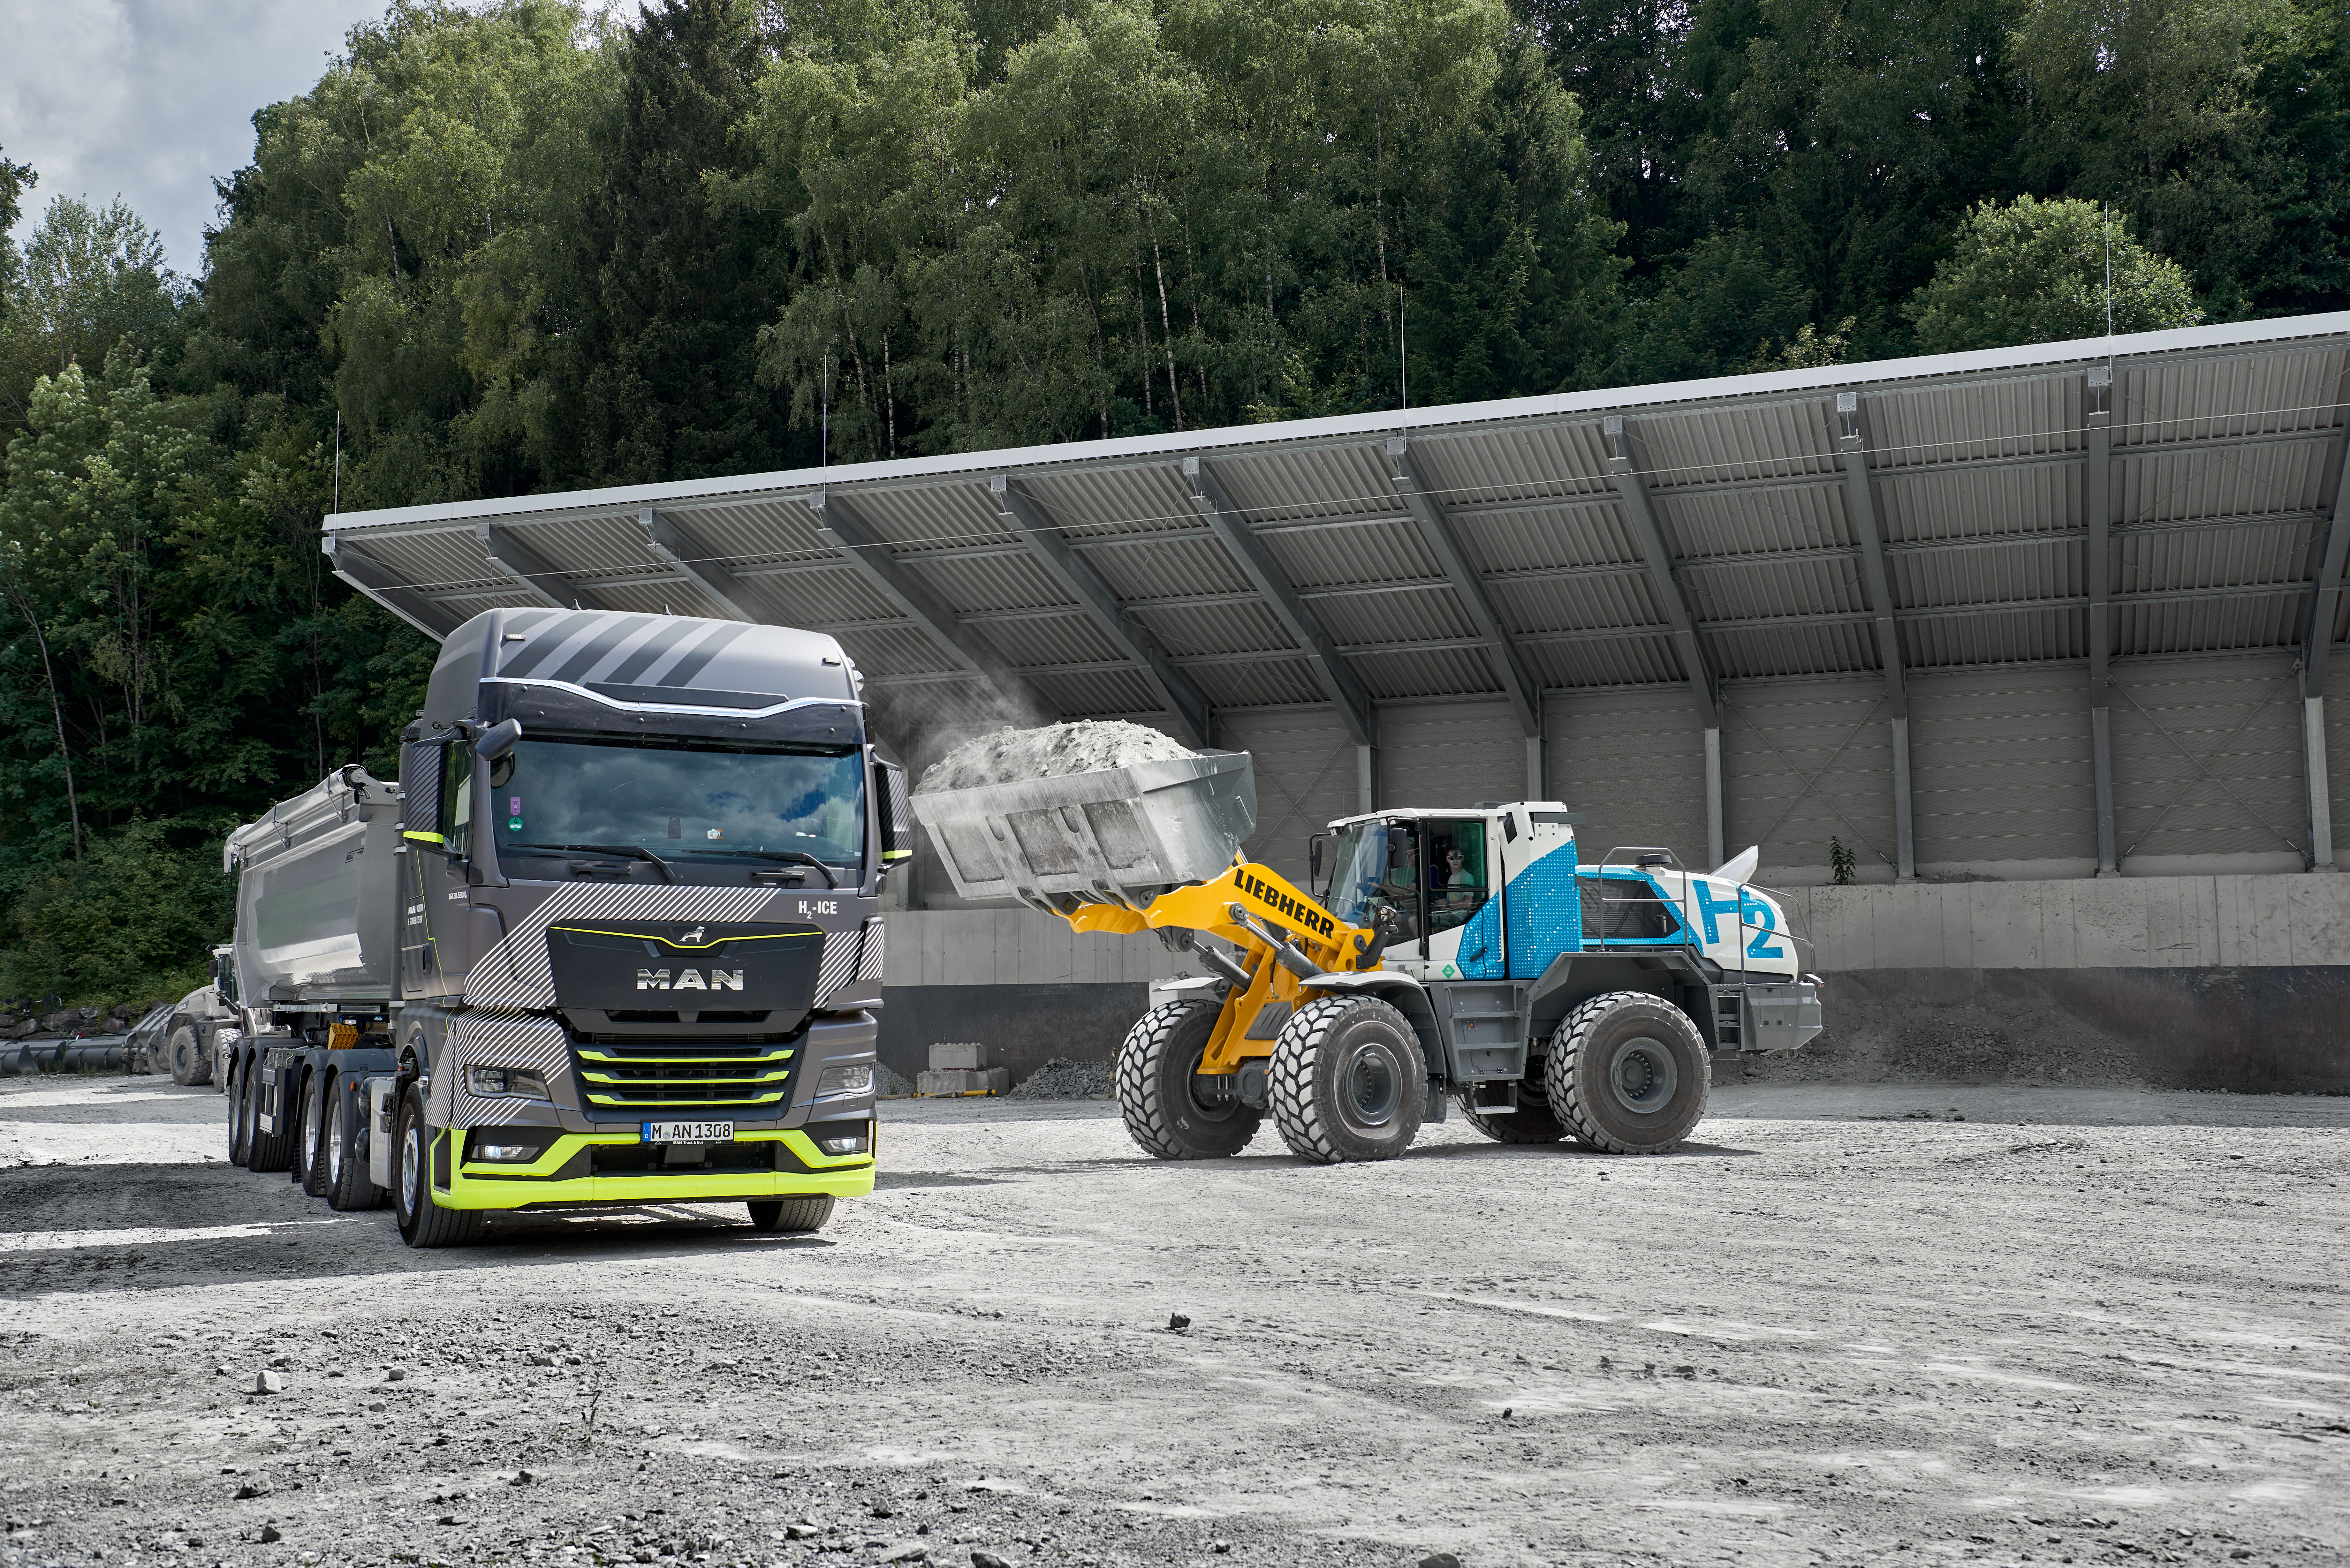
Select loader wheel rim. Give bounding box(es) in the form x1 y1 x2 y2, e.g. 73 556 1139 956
1339 1038 1405 1129
1608 1036 1678 1114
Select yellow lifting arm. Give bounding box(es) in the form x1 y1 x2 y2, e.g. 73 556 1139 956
1055 859 1381 1077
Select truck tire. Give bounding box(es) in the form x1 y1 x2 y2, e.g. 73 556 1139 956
247 1061 296 1173
326 1078 382 1211
392 1082 484 1248
1268 995 1426 1165
299 1071 332 1198
228 1056 255 1167
1545 991 1710 1155
167 1022 210 1086
746 1196 834 1233
1113 999 1263 1160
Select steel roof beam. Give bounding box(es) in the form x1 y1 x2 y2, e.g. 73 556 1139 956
477 522 614 612
2085 366 2118 874
994 476 1213 747
1604 415 1723 866
1837 392 1915 878
324 534 463 639
2297 427 2350 869
1183 456 1376 747
807 489 1056 722
1387 437 1542 740
641 508 764 622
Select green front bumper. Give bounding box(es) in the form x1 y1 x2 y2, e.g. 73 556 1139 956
436 1126 876 1210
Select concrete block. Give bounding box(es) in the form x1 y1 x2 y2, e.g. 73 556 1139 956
929 1040 986 1071
916 1067 1010 1096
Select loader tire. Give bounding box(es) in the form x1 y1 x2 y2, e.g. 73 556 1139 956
1545 991 1710 1155
247 1062 296 1173
1269 995 1426 1165
327 1086 381 1222
392 1083 485 1248
746 1196 834 1233
167 1023 209 1087
1114 999 1262 1160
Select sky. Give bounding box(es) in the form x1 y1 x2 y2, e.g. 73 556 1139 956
0 0 391 276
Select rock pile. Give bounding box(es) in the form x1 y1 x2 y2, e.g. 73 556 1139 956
1005 1057 1114 1101
916 721 1194 794
0 1000 160 1041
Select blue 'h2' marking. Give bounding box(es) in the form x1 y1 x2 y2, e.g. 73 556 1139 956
1692 880 1742 943
1740 891 1784 958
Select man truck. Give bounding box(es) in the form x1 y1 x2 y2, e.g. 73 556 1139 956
215 607 910 1247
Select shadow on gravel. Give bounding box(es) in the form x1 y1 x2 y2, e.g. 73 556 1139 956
875 1171 1013 1190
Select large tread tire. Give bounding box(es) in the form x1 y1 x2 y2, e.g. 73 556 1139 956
326 1078 383 1211
246 1062 296 1173
167 1023 208 1087
392 1083 486 1248
227 1058 254 1167
1546 991 1711 1155
746 1196 834 1233
1268 995 1426 1165
1113 999 1263 1160
299 1072 331 1198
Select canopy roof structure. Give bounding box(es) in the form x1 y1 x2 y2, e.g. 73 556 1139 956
326 313 2350 769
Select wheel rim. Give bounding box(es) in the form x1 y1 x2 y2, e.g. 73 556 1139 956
328 1103 344 1184
302 1089 319 1167
1608 1036 1678 1114
399 1117 421 1215
1338 1037 1406 1130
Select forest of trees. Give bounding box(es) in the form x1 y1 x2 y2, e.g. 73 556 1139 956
0 0 2343 1002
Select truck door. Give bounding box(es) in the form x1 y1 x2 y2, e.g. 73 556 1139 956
1421 818 1502 979
399 740 475 999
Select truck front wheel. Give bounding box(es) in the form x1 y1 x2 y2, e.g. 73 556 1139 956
1269 995 1427 1165
391 1084 485 1248
1545 992 1711 1155
1114 999 1262 1160
746 1197 834 1233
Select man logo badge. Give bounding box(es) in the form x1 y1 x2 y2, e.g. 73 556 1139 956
681 926 706 945
637 968 744 991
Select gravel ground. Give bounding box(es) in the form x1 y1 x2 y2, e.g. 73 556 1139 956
2 1074 2346 1568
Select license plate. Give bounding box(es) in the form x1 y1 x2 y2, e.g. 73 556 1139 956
641 1120 734 1144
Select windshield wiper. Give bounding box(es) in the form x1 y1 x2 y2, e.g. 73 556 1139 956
508 842 675 883
691 848 840 888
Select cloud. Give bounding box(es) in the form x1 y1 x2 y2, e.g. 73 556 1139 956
0 0 388 275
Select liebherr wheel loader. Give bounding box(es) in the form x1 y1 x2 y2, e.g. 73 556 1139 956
912 752 1822 1163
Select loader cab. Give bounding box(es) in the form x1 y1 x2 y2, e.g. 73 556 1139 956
1316 809 1517 976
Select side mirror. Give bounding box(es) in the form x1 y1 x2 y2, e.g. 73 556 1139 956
874 757 913 865
473 718 523 761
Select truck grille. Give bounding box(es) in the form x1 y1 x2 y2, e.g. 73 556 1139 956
571 1041 798 1115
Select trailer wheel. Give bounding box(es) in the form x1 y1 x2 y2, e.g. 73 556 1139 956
1545 991 1710 1155
326 1078 382 1211
1114 999 1262 1160
299 1072 332 1198
745 1196 834 1233
228 1055 255 1166
392 1083 485 1248
1268 995 1427 1165
247 1062 296 1173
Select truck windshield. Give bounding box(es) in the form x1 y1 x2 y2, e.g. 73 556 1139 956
490 737 865 873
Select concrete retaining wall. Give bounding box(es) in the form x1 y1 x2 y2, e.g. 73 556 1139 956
873 873 2350 1090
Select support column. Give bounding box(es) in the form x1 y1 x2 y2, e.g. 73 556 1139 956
1837 391 1915 880
2085 365 2120 876
1891 715 1916 878
1703 725 1725 873
1357 743 1377 814
2305 697 2335 870
1526 735 1545 802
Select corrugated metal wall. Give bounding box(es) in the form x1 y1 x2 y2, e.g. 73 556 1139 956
1723 678 1899 884
1910 666 2095 878
1380 701 1526 811
1545 688 1710 869
1217 707 1357 883
2110 656 2305 874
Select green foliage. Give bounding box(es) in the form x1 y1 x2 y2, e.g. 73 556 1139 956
0 819 232 1005
0 196 188 428
1908 197 2202 351
1830 836 1856 886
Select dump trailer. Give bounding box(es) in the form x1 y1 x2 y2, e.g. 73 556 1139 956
216 608 913 1246
912 757 1821 1162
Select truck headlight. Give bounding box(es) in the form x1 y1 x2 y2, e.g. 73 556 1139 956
814 1126 871 1155
815 1064 873 1096
467 1065 550 1099
470 1141 541 1163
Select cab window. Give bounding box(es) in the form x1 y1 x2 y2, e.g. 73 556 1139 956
1426 819 1492 936
439 743 473 858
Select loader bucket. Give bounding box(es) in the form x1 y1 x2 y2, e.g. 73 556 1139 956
908 751 1257 910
